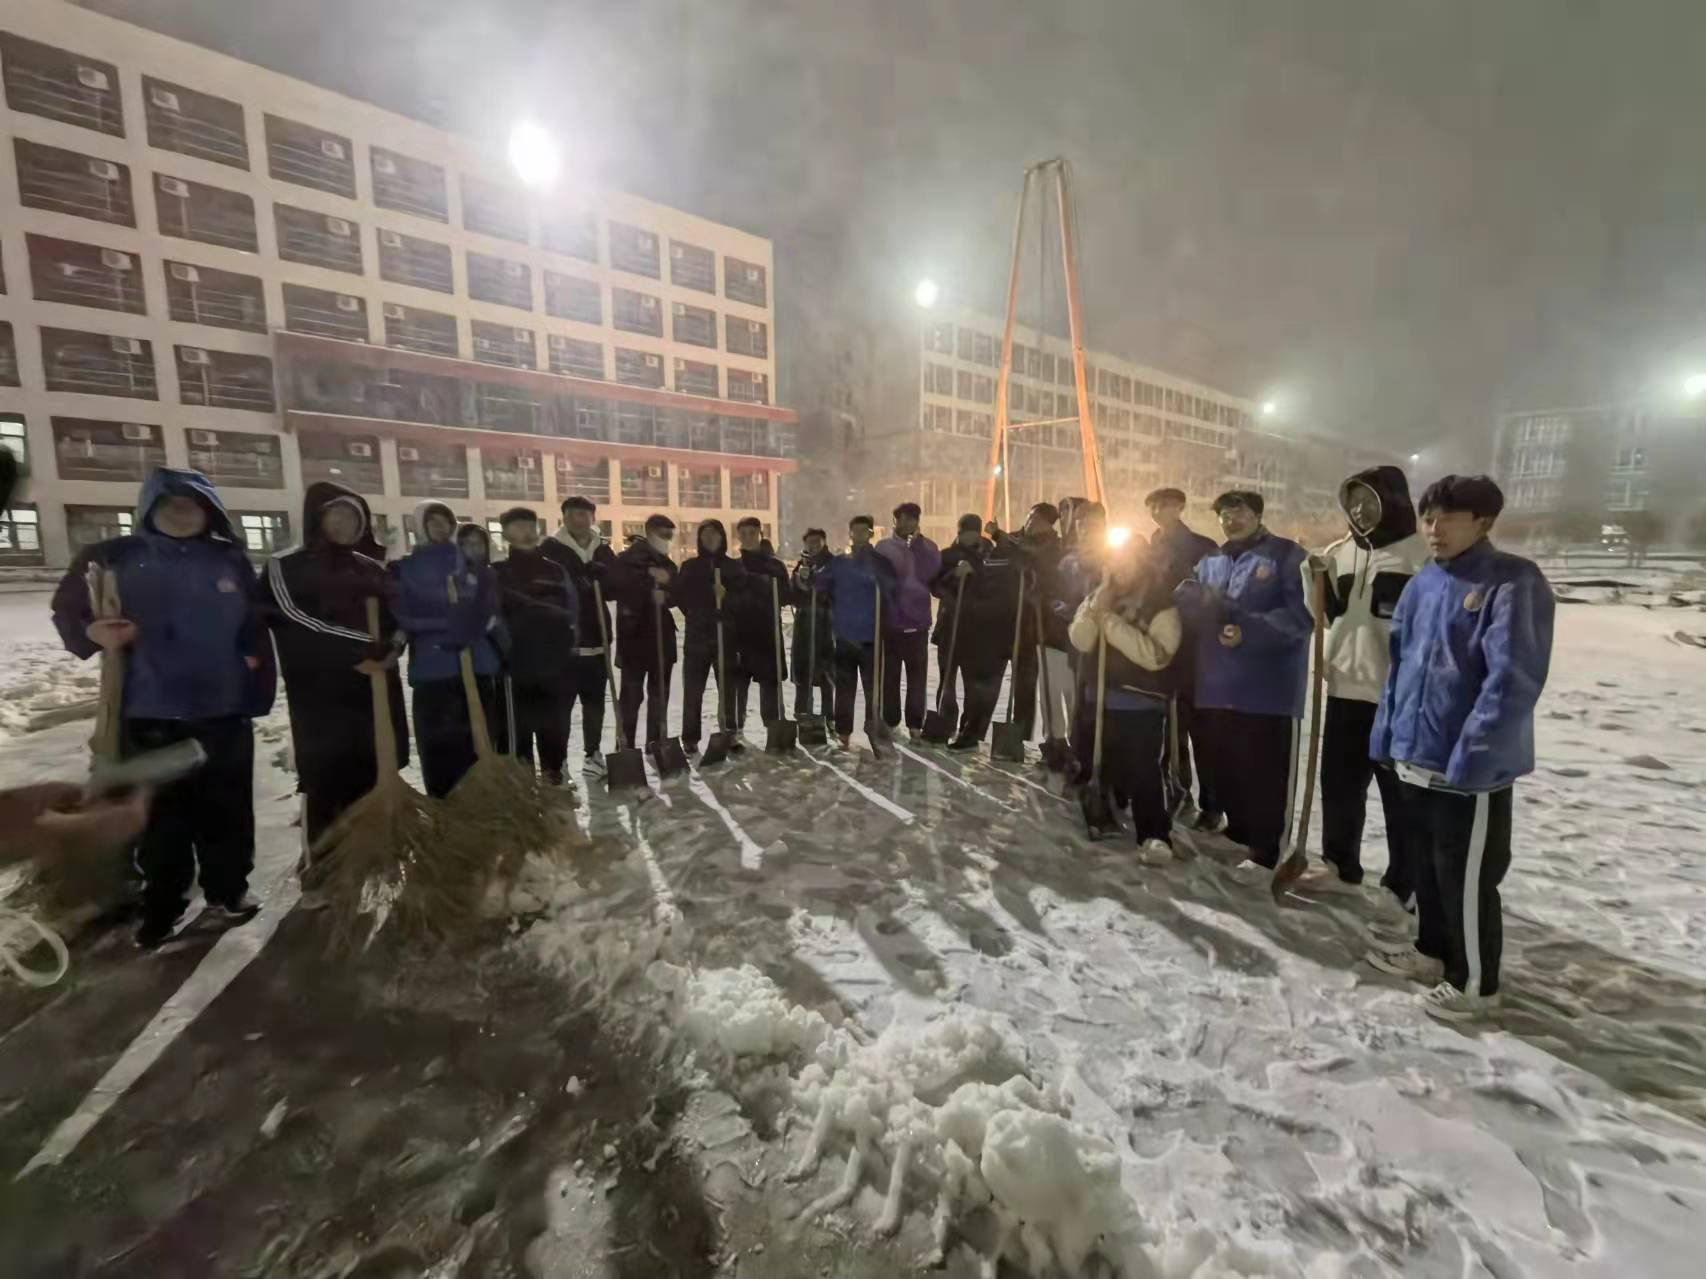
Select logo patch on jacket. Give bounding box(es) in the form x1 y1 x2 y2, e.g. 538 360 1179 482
217 577 238 594
1255 564 1273 581
1463 590 1483 613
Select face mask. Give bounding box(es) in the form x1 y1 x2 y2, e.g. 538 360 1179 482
648 533 673 556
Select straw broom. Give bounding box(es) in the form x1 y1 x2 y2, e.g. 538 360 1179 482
28 565 136 919
305 598 481 947
442 575 585 884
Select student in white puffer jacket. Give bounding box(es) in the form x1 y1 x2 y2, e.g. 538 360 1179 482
1305 465 1428 904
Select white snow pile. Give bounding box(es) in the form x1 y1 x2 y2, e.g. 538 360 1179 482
652 959 1155 1277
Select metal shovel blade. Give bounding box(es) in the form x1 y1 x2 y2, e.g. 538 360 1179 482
865 718 891 758
797 713 829 747
1039 736 1075 774
604 746 648 791
1270 849 1310 902
701 730 734 767
651 737 689 778
1079 783 1121 841
989 719 1027 762
920 707 954 745
765 717 798 753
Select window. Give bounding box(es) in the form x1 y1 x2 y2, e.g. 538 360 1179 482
164 260 266 333
377 228 453 294
397 439 469 499
544 271 601 323
957 328 977 361
724 257 767 307
927 323 954 355
234 512 290 555
547 335 604 379
42 328 156 399
1614 446 1648 470
722 416 756 454
614 347 665 389
0 503 42 566
381 302 458 358
143 76 246 169
471 320 536 370
727 368 768 405
0 324 15 386
719 317 765 360
370 147 447 222
26 234 145 315
672 302 717 348
187 430 284 489
52 417 164 482
956 369 975 401
1 415 27 473
614 402 655 446
1 34 123 136
274 204 362 274
175 347 275 412
283 284 367 342
265 115 355 198
974 375 994 405
466 251 532 309
669 241 716 292
13 139 134 226
684 412 722 452
674 358 717 398
678 465 720 508
612 288 663 337
608 222 660 278
568 399 610 440
66 505 133 549
541 209 597 262
974 332 995 366
955 409 992 438
156 173 257 252
473 382 542 433
298 430 382 493
923 404 953 432
461 175 529 243
482 448 544 501
728 470 770 510
555 455 610 502
620 460 668 505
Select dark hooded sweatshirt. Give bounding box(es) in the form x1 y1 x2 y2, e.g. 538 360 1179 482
607 536 680 669
259 481 408 765
930 537 1019 678
733 540 788 682
673 520 745 652
790 547 836 669
493 539 579 686
53 467 274 721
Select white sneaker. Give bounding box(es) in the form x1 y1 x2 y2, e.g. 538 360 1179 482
1365 945 1446 985
1139 839 1174 866
1420 980 1501 1023
1172 800 1202 827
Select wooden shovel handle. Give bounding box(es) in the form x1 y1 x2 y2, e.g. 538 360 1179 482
447 575 494 759
86 563 124 760
366 597 399 776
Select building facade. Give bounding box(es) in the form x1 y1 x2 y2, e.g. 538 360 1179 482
1491 400 1706 542
853 305 1256 547
1222 428 1403 545
0 0 795 568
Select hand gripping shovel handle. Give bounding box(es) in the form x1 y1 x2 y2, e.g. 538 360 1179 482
591 580 631 751
1273 569 1330 900
365 597 399 776
653 594 670 743
771 576 786 690
1002 569 1028 721
446 575 494 759
934 574 967 714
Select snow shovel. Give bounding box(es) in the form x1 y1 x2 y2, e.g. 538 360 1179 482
649 595 689 777
702 568 735 766
307 598 482 946
1033 590 1075 776
797 587 829 747
1079 631 1120 841
765 576 797 753
85 562 124 763
1272 569 1329 901
445 576 555 875
865 583 891 758
922 573 966 745
989 570 1029 762
593 581 647 790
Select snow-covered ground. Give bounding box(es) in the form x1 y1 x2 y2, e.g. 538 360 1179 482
2 584 1705 1276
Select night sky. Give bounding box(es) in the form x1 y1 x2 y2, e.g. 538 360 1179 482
81 0 1706 457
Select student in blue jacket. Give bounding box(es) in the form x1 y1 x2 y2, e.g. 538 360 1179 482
1367 475 1554 1023
387 501 499 797
51 468 275 948
1174 490 1313 872
816 515 897 747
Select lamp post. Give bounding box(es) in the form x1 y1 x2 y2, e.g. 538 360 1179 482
507 120 561 190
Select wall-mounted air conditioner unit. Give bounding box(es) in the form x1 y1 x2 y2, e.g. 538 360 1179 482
179 347 210 365
637 233 655 251
382 304 405 320
320 139 346 160
398 445 420 461
517 455 537 470
169 263 199 282
640 297 656 310
745 266 760 282
120 422 151 441
158 176 190 197
325 217 352 237
513 328 529 343
748 321 762 334
110 337 143 355
99 250 133 270
189 429 218 446
673 303 686 316
380 230 403 248
77 66 110 91
87 160 120 181
335 295 362 312
502 261 525 278
347 441 374 458
373 154 397 175
149 86 180 112
647 465 663 478
644 354 660 367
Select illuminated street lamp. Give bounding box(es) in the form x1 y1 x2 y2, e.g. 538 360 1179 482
1409 452 1421 465
1260 400 1278 418
1686 373 1706 398
914 278 941 309
507 120 561 190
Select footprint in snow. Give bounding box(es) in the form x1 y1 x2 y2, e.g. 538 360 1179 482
1549 767 1590 778
1623 755 1672 771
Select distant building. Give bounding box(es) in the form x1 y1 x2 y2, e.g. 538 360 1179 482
0 0 796 568
1222 428 1404 545
1491 401 1706 533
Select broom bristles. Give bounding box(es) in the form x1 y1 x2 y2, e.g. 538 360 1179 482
306 773 486 949
447 755 590 882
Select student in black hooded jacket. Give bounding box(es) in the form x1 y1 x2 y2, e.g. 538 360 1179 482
789 528 836 719
606 514 680 748
732 519 788 730
673 519 745 752
261 482 408 850
929 515 1019 749
493 507 579 784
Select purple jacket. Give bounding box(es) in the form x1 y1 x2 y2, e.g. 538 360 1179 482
875 534 942 632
